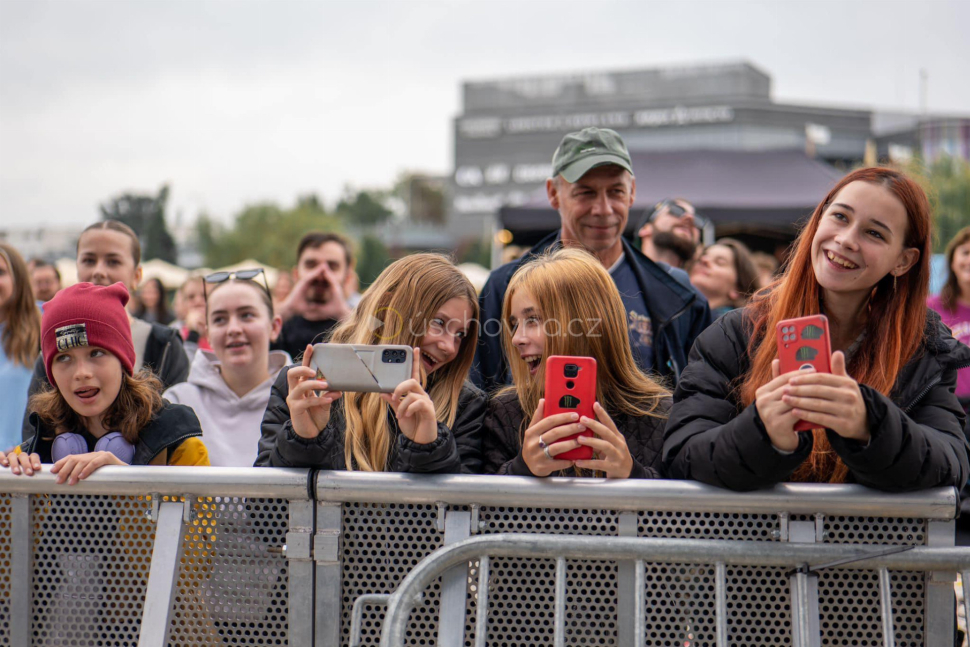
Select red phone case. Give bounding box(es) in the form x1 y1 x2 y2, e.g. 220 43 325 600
544 356 597 461
776 315 832 431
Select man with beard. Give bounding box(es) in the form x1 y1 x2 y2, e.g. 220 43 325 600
273 232 354 361
474 127 711 393
636 198 704 270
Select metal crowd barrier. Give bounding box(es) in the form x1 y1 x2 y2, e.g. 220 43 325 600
1 467 968 646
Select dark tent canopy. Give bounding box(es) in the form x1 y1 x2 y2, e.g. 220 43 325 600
499 149 845 248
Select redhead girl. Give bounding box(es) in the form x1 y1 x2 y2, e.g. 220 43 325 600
2 282 208 483
664 167 970 491
165 270 290 467
483 247 670 478
255 254 486 473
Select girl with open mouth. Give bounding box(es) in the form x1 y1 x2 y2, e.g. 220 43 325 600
2 282 209 484
256 254 486 474
483 247 670 479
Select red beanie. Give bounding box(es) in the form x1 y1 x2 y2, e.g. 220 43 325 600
41 282 136 385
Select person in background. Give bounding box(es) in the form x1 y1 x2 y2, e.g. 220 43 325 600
475 127 711 393
133 277 174 325
3 282 208 482
928 226 970 411
271 270 294 313
483 248 670 479
273 232 354 360
751 251 780 290
635 198 705 271
165 269 289 467
172 275 210 359
0 244 42 451
689 238 760 319
21 220 189 441
28 259 62 303
256 253 486 474
664 167 969 492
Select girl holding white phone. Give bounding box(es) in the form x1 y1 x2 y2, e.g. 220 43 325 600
255 254 487 473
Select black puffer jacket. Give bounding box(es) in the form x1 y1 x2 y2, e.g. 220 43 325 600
483 390 670 478
254 366 487 474
663 307 970 491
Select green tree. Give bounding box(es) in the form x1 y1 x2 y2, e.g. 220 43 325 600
198 198 345 269
392 173 445 224
336 188 393 226
356 234 390 288
100 184 177 262
457 236 491 267
892 155 970 252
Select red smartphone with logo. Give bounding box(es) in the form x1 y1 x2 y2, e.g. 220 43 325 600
776 315 832 431
543 356 597 461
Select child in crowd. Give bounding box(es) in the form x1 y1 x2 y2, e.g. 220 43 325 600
0 243 41 451
20 220 189 441
172 274 211 359
255 254 486 473
664 168 970 491
1 282 208 481
483 248 670 479
165 269 290 467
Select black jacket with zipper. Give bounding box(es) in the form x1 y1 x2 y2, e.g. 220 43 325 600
254 365 487 473
21 322 190 442
663 307 970 492
482 390 669 478
472 232 711 394
21 401 203 465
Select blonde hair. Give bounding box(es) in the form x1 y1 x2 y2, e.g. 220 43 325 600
500 247 669 448
0 243 42 367
329 254 479 471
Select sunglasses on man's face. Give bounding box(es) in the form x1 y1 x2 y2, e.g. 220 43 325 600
203 268 272 301
649 200 709 229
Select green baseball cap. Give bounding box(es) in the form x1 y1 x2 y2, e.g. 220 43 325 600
551 127 634 183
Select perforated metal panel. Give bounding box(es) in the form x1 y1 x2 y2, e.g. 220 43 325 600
819 516 926 647
341 502 444 646
168 496 290 646
0 494 12 646
464 507 620 647
29 494 155 646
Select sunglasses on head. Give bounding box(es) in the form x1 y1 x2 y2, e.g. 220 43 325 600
203 268 272 302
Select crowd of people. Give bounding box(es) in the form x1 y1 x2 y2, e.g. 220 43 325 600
1 127 968 506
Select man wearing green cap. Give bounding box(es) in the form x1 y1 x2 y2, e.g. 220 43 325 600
473 127 711 393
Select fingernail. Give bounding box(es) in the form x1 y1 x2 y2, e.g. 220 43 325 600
577 425 586 431
571 413 579 420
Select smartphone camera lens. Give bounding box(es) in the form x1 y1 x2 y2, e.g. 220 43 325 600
383 349 406 364
565 380 575 389
564 364 580 378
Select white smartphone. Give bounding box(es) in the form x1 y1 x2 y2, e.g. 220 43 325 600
309 343 413 393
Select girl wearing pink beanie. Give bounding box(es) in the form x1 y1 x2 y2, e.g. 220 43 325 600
1 282 209 483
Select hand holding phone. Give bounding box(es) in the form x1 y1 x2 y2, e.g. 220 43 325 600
380 348 438 445
776 315 832 431
286 344 343 439
544 356 597 461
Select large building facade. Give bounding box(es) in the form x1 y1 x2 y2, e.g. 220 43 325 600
450 60 967 253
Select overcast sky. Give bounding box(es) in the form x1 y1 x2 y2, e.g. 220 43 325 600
1 0 968 229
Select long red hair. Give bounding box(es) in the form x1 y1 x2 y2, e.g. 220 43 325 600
740 167 931 483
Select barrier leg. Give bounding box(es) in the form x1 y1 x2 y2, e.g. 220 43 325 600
878 568 896 647
925 520 957 647
474 556 490 647
789 520 820 647
287 498 315 647
137 499 188 647
554 556 567 647
10 494 32 647
436 508 471 646
315 502 343 647
715 561 729 647
617 511 641 646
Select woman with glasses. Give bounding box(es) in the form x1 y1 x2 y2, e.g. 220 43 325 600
255 254 487 474
164 269 290 467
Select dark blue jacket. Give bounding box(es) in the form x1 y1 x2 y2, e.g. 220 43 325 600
472 231 712 393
